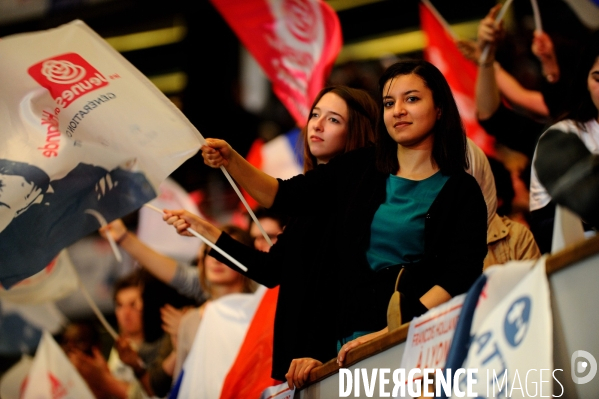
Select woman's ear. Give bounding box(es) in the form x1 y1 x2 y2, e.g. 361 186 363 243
436 108 442 120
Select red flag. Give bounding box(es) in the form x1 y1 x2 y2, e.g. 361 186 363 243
210 0 342 126
219 287 280 398
419 1 496 156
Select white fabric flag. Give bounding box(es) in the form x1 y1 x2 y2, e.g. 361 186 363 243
21 330 95 399
0 249 78 304
0 355 33 399
177 285 267 399
450 257 553 398
0 20 203 288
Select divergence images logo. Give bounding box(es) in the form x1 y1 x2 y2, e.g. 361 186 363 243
28 53 108 109
571 350 597 384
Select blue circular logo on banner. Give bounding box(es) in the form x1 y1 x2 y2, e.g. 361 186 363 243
504 296 531 347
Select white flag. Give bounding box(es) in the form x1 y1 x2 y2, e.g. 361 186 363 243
451 258 553 398
0 20 203 288
177 286 267 399
21 330 95 399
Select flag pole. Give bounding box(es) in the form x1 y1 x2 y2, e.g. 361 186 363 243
75 272 119 340
219 166 273 247
197 138 273 247
530 0 543 32
144 203 248 272
85 209 122 262
479 0 515 64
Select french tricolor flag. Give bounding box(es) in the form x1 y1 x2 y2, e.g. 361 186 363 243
243 128 304 210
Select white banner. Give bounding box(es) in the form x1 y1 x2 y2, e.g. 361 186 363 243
400 294 465 375
21 330 95 399
451 258 553 398
0 20 203 288
259 382 295 399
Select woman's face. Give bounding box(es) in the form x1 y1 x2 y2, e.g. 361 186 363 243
589 56 599 118
306 92 349 164
382 73 439 149
204 254 243 287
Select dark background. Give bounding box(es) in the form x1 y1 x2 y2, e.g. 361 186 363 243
0 0 591 215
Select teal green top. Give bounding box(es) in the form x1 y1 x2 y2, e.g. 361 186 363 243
366 171 449 271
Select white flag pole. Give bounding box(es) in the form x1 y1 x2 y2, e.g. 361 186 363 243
530 0 543 32
75 272 118 340
196 137 273 247
479 0 515 64
143 203 248 272
84 209 122 263
219 165 273 247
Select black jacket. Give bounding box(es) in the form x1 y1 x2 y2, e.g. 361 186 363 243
213 146 487 381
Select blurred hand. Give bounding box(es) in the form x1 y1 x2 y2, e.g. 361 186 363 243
99 218 127 242
115 336 141 370
456 39 480 63
201 138 234 168
69 347 109 381
531 30 556 62
163 209 221 242
285 358 322 390
477 4 504 49
161 304 189 348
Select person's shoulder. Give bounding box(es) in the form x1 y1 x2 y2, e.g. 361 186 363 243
328 145 375 168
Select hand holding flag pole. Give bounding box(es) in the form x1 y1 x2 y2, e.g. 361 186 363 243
144 203 248 272
198 137 273 247
85 209 122 262
479 0 515 65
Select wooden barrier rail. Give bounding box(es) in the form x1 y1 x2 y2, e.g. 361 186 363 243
301 233 599 394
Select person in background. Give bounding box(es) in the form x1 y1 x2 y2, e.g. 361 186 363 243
69 270 149 399
172 225 256 381
165 62 487 389
530 29 599 252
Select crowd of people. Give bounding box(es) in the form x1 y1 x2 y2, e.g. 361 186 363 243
2 5 598 398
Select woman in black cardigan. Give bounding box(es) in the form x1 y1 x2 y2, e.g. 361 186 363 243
164 60 488 389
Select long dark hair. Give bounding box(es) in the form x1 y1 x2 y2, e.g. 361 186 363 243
375 60 468 175
559 29 599 127
301 85 378 172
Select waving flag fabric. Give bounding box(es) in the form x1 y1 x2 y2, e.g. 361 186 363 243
209 0 342 126
220 287 280 399
420 0 495 156
0 20 203 288
21 331 95 399
243 127 304 210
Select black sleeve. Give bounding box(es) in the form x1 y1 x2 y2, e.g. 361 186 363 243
211 232 284 288
434 175 488 297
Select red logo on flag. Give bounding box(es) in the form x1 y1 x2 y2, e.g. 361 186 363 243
28 53 108 109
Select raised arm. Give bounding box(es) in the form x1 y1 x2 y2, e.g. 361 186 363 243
100 219 178 284
201 138 279 208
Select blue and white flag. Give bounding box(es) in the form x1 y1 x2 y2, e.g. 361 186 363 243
0 20 203 288
442 258 553 399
